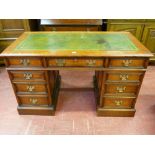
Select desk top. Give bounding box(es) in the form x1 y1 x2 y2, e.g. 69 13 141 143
1 32 153 57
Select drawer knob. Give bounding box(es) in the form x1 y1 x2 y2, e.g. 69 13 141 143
122 60 132 67
114 100 123 106
20 59 30 66
27 85 35 92
30 98 38 104
120 74 129 81
116 86 126 93
24 73 32 80
56 59 65 66
86 60 96 66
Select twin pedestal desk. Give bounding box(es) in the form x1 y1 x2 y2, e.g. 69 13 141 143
0 32 153 117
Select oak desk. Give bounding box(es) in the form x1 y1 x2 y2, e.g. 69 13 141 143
0 32 153 117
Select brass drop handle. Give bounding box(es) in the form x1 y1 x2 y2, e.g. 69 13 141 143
120 74 129 81
114 100 123 106
56 59 65 66
20 59 30 66
116 86 126 93
86 60 96 66
30 98 38 104
122 60 132 67
27 85 35 92
24 72 32 80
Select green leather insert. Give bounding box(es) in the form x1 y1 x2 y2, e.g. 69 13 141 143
15 33 138 51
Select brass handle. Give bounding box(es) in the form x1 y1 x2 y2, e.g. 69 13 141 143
24 72 32 80
86 60 96 66
30 98 38 104
116 86 126 93
119 74 129 81
56 59 65 66
114 100 123 106
27 85 35 92
122 60 132 67
20 59 30 66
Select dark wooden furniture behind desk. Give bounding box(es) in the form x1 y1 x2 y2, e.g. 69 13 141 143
0 31 153 117
39 19 103 31
0 19 38 65
107 19 155 62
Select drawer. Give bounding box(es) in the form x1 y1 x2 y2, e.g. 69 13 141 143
102 97 135 109
7 58 43 67
18 95 50 106
48 58 103 67
13 82 48 94
104 84 139 95
9 71 46 82
108 58 146 68
42 26 99 31
105 71 144 83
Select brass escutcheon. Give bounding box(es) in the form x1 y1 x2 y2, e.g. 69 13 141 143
86 59 96 66
56 59 65 66
116 86 126 93
20 59 30 66
120 74 129 81
30 98 38 104
24 72 32 80
27 85 35 92
114 100 123 106
122 59 132 67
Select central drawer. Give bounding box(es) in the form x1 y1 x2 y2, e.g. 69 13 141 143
17 95 50 106
48 58 104 67
13 82 48 94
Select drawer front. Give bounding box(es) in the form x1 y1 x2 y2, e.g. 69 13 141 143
48 58 103 67
108 58 146 68
9 71 46 81
7 58 43 67
13 83 48 94
18 95 49 106
102 97 135 108
43 26 99 31
106 72 144 82
105 84 139 95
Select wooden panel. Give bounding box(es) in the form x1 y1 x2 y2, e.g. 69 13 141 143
13 82 48 94
7 58 43 67
42 26 100 31
142 24 155 60
105 71 144 83
18 95 50 106
104 84 139 95
108 58 146 68
102 97 135 109
48 58 104 67
40 19 102 25
9 71 46 82
107 23 144 40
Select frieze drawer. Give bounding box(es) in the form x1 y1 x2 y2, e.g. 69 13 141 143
7 58 43 67
108 58 147 68
48 58 104 67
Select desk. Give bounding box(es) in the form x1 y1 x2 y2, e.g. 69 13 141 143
0 32 153 117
